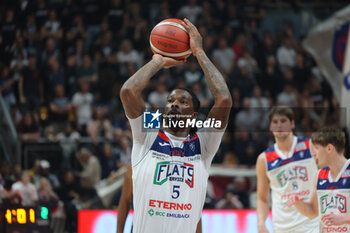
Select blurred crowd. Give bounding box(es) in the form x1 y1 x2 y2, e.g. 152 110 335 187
0 0 349 231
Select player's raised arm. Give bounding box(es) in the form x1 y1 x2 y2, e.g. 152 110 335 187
182 19 232 129
256 153 270 233
120 55 185 119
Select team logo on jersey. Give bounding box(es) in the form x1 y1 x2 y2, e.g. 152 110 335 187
320 194 347 214
143 110 162 129
341 169 350 178
153 161 194 188
277 166 308 187
295 142 307 152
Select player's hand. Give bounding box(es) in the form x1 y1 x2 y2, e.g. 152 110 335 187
322 214 345 226
152 54 186 69
286 195 304 208
182 18 203 57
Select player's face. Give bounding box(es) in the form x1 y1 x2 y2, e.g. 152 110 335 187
269 114 294 140
165 89 195 117
312 143 328 168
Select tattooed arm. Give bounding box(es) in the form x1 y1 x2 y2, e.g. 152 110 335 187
120 55 185 119
183 19 232 128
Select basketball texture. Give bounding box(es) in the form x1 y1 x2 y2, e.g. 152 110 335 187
150 18 192 60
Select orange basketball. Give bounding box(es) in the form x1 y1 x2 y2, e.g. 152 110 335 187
150 18 192 60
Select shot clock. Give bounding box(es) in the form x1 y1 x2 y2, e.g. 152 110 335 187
0 205 51 233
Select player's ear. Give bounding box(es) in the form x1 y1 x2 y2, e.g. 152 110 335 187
291 119 295 130
326 143 333 153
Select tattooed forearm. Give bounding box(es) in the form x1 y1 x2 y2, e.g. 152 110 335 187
123 59 162 94
196 50 231 100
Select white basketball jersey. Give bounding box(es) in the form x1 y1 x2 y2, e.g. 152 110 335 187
317 159 350 233
265 136 320 232
128 116 224 233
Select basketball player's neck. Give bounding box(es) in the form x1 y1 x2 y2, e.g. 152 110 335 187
328 154 347 180
275 133 294 154
164 128 190 138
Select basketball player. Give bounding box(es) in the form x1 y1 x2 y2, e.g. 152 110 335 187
288 126 350 233
256 106 319 232
117 165 202 233
120 18 231 233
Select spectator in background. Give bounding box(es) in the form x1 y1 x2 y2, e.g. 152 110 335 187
41 9 63 40
76 147 101 188
258 55 283 100
41 38 61 68
117 39 143 76
77 54 98 90
255 32 276 71
60 0 80 31
37 177 59 209
57 123 80 166
10 52 28 77
95 31 117 65
56 171 80 233
177 0 202 24
215 186 243 209
276 83 297 107
44 125 57 142
115 136 131 168
18 54 43 113
22 13 40 50
229 59 255 98
233 130 259 166
277 37 296 72
64 14 88 49
2 178 22 205
250 85 270 130
148 82 169 109
12 171 38 206
49 84 71 126
293 53 311 90
191 81 211 109
72 83 94 135
87 107 113 144
45 57 65 98
1 9 19 64
99 142 119 179
0 66 17 110
234 97 259 132
232 33 247 62
12 163 23 182
106 0 125 33
35 0 49 29
17 111 40 142
212 38 236 76
183 58 203 85
33 160 61 190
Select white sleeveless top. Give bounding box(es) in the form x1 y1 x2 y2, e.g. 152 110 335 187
317 159 350 233
265 136 320 232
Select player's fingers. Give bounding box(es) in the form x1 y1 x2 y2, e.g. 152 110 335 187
184 18 199 33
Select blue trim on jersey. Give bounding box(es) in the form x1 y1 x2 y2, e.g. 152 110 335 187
150 131 201 157
318 165 350 190
266 138 312 171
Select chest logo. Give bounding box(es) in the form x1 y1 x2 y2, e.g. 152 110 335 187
153 161 194 188
277 166 308 187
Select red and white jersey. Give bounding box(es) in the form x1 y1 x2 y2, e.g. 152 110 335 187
128 115 224 233
265 136 320 232
317 159 350 233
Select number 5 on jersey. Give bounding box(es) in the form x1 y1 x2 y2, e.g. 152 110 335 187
172 185 180 199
